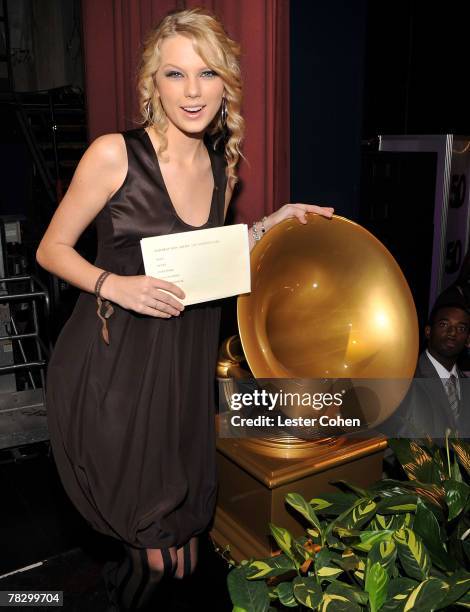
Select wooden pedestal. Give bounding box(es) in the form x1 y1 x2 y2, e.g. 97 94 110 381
211 431 387 562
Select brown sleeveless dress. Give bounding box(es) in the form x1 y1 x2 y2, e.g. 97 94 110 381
46 128 227 549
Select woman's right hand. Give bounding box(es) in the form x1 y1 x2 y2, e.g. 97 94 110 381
101 274 185 318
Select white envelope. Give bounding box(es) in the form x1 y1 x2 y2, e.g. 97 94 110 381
140 224 251 306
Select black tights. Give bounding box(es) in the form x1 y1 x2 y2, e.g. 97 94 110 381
103 536 198 610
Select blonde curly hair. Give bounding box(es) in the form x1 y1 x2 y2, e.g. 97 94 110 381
137 7 244 182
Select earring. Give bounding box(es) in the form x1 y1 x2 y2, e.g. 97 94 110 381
220 96 228 129
146 99 154 124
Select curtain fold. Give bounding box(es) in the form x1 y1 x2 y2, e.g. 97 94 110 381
81 0 290 222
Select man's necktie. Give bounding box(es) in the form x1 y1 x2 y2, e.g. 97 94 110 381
445 374 460 420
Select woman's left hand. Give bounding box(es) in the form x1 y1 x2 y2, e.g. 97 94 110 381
264 203 334 232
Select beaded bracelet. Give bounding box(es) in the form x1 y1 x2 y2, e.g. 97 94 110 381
252 216 268 243
260 216 268 235
94 270 112 297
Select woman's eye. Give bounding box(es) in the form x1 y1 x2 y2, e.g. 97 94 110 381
201 70 217 78
165 70 183 78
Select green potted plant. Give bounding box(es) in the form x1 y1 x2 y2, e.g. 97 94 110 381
227 436 470 611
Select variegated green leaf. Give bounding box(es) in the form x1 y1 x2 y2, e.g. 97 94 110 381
267 585 278 601
371 513 397 531
314 548 343 582
292 575 323 609
451 438 470 478
353 558 366 584
268 523 299 567
387 439 446 484
309 491 358 516
432 446 447 480
335 549 362 572
369 478 418 496
319 593 362 611
335 527 361 539
375 494 418 515
381 577 419 611
370 516 391 531
402 577 449 611
285 492 322 532
366 560 389 612
370 512 413 532
306 527 320 540
316 566 343 579
309 497 333 511
456 588 470 607
361 530 394 545
328 498 378 541
451 455 464 482
444 479 470 521
372 478 445 511
325 532 347 551
438 571 470 609
393 528 430 581
324 497 369 539
326 581 369 605
402 513 413 528
368 539 397 577
381 577 419 612
293 538 310 562
387 577 418 596
245 554 296 579
412 497 455 572
275 581 297 607
349 499 378 529
227 566 271 612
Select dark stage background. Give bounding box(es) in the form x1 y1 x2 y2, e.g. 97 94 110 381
291 0 470 219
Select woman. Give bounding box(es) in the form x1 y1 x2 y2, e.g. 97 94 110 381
36 7 333 610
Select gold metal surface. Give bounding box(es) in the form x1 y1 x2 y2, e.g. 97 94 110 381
212 215 404 559
215 418 387 487
216 335 250 379
236 214 419 427
212 434 387 561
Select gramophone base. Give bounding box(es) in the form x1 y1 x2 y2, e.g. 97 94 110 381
211 434 387 562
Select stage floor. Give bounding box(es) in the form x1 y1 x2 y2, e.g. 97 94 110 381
0 442 232 611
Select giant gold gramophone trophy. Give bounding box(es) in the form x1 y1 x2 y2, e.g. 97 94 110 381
211 214 419 562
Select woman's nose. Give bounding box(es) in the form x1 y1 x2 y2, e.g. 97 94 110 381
185 76 201 98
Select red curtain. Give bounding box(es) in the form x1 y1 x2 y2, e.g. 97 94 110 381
81 0 290 223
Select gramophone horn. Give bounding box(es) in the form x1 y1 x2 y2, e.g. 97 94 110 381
235 214 419 430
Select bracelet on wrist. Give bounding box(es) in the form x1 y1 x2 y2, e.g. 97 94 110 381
94 271 114 345
252 216 269 243
94 270 112 298
260 216 268 235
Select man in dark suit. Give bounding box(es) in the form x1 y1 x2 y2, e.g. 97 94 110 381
394 303 470 440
